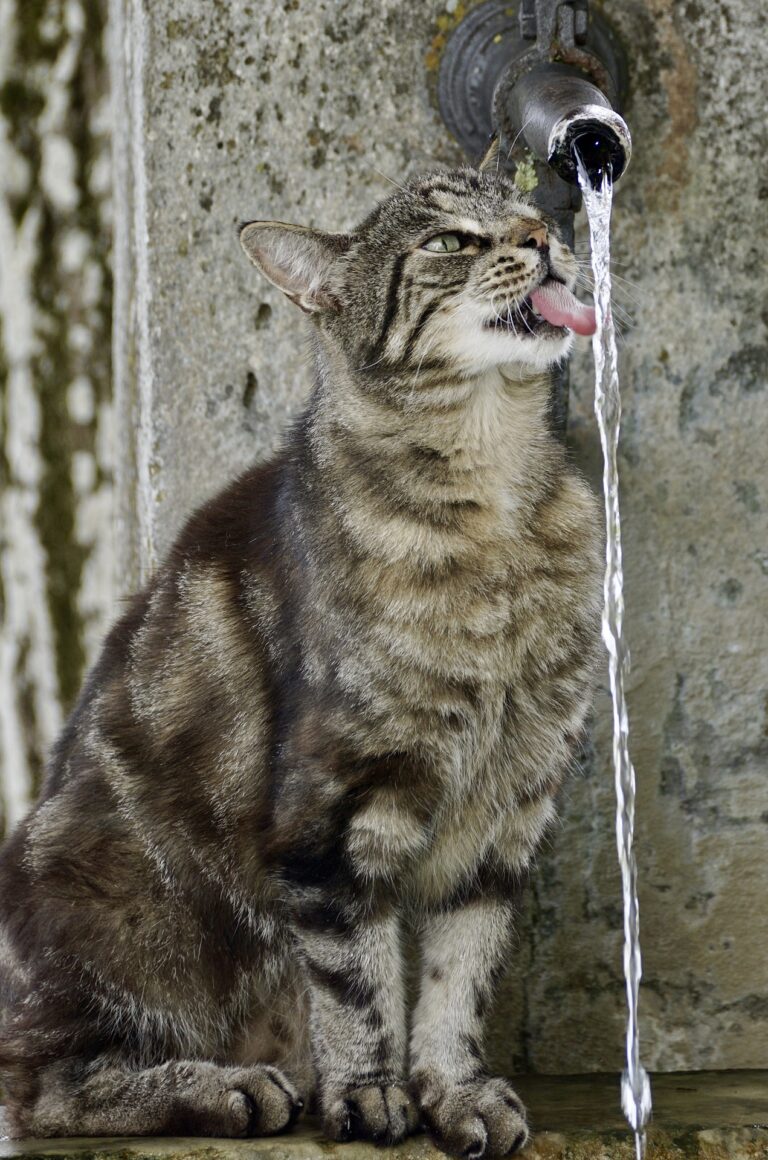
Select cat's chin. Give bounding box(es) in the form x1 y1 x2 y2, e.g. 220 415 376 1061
436 307 574 375
477 328 575 374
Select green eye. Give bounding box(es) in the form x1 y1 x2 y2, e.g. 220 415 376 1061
422 233 463 253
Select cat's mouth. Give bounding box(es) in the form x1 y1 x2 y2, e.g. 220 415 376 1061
485 299 564 337
485 277 596 338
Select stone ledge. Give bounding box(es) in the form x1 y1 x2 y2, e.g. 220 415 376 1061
2 1073 766 1160
2 1124 767 1160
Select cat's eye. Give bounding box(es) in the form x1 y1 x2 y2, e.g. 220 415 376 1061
422 233 464 254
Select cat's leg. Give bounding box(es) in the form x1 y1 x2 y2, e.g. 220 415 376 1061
11 1058 303 1139
410 895 529 1160
290 895 418 1145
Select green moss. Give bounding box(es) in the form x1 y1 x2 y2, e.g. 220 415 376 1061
0 78 44 223
0 76 45 125
15 0 65 64
0 312 10 497
0 321 9 636
15 636 45 800
32 205 89 709
514 153 539 192
196 45 238 88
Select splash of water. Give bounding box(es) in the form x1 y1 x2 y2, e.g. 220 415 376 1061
577 156 653 1160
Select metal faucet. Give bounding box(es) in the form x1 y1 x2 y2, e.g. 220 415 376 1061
438 0 631 240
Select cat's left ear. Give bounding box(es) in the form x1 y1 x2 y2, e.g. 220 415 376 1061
239 221 353 314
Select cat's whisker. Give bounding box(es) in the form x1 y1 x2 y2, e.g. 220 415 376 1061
505 115 536 161
411 334 439 396
611 301 635 326
573 259 643 290
372 166 408 192
490 291 506 329
605 274 647 303
573 270 643 313
503 293 518 335
357 351 390 372
573 248 639 272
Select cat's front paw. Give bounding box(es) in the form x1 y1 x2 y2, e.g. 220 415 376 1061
213 1065 303 1137
414 1074 529 1159
322 1083 419 1145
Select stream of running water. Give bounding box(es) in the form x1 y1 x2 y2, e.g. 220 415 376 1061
577 155 653 1160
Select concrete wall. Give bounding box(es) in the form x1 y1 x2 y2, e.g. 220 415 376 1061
111 0 766 1074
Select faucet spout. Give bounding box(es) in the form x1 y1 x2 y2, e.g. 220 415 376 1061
499 61 632 188
557 109 631 188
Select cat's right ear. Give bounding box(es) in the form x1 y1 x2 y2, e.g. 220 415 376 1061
239 221 353 315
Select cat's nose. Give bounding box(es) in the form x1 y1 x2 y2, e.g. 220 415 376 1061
521 226 548 250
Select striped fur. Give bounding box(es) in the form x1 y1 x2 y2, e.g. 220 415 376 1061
0 169 601 1157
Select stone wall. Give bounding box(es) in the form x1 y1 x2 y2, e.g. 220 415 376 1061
0 0 113 831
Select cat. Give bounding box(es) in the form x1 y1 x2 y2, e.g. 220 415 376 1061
0 166 602 1159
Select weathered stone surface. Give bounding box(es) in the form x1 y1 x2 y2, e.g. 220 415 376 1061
110 0 461 582
0 0 114 831
6 1129 768 1160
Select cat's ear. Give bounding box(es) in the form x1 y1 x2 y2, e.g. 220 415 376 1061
239 221 353 314
478 137 500 172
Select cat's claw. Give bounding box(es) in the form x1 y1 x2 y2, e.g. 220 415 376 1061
323 1083 419 1146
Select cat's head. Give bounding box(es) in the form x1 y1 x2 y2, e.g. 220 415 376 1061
240 168 588 382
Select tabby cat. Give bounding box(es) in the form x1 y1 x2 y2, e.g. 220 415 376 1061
0 167 602 1159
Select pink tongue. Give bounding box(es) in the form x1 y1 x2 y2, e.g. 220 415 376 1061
529 281 596 336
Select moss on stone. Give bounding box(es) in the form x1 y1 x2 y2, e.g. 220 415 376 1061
15 0 65 65
14 635 45 800
514 154 539 192
0 78 44 224
0 313 10 500
32 203 89 709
